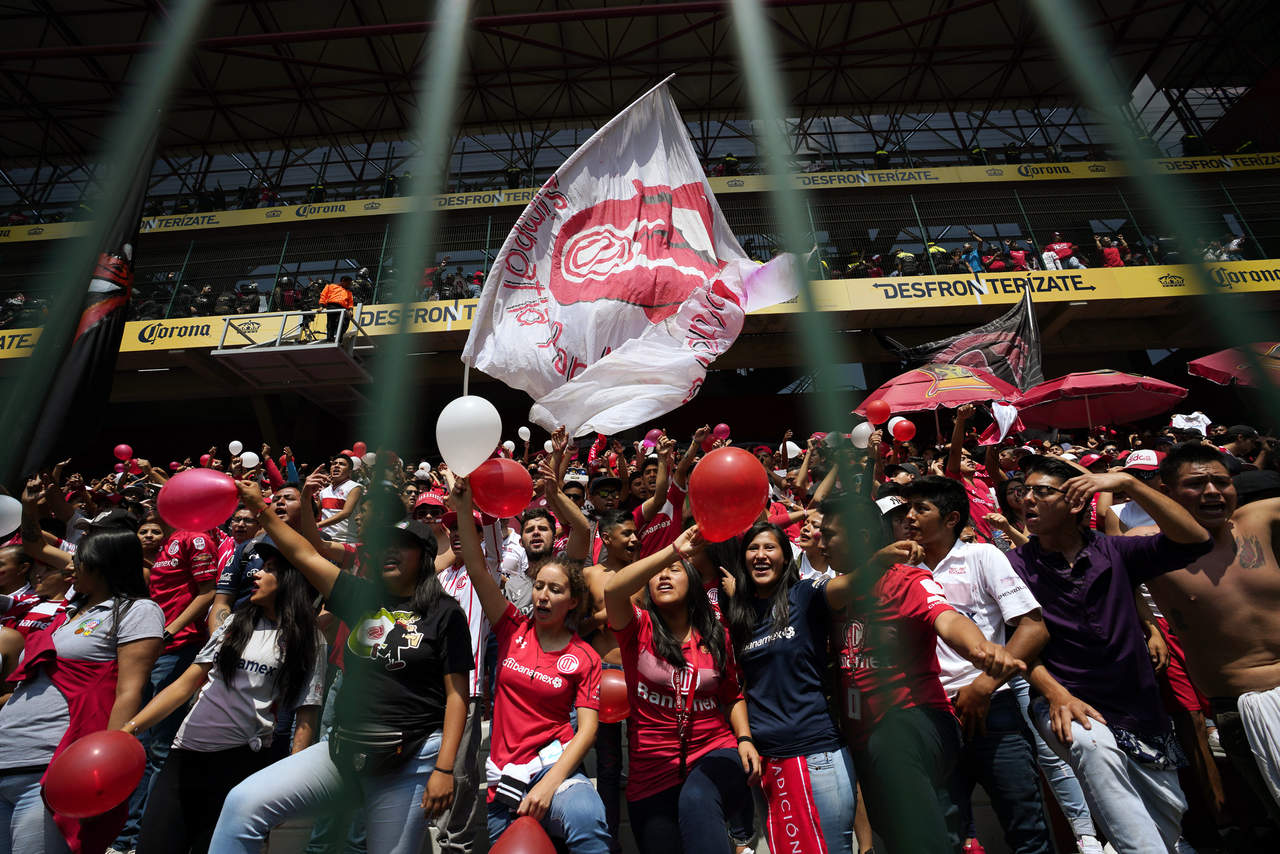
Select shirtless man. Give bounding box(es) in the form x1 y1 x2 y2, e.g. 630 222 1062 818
1132 443 1280 824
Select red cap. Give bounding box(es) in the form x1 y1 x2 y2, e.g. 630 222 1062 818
414 492 445 509
1123 449 1165 471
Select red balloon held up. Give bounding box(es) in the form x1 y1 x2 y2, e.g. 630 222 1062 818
688 447 769 542
644 429 662 444
128 461 142 475
168 462 181 471
491 816 556 854
892 418 917 442
865 399 891 425
113 463 124 473
700 435 716 453
340 449 353 458
157 469 238 531
113 444 132 461
352 441 368 457
469 458 534 518
43 730 145 819
598 669 630 724
199 454 211 467
712 423 731 440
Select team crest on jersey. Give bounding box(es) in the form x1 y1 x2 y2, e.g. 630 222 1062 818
193 536 206 549
167 541 180 556
555 653 580 674
74 618 102 636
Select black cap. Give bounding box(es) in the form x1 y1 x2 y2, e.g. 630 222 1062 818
390 519 438 562
1233 469 1280 506
1226 424 1259 440
75 508 139 534
589 476 622 494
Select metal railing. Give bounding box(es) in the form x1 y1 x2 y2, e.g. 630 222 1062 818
215 304 372 357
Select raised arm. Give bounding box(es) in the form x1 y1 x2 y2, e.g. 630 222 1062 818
1062 472 1209 544
637 435 676 523
947 404 974 475
675 426 709 489
539 445 591 562
450 478 511 627
19 477 72 571
299 471 351 565
236 479 342 598
604 525 701 632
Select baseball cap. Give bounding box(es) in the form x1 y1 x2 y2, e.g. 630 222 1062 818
1123 449 1165 471
1079 453 1104 468
589 476 622 494
392 518 438 548
875 496 908 516
1226 424 1260 440
414 492 445 510
439 510 482 531
75 508 139 534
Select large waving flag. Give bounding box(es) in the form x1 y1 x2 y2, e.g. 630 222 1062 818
462 79 798 436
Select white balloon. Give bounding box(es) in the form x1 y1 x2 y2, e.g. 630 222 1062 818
362 452 377 466
238 451 260 469
518 426 531 442
783 441 802 459
0 495 20 537
544 440 554 453
228 440 243 456
887 416 905 433
418 461 431 471
850 422 875 449
502 440 516 453
436 396 502 475
350 456 362 470
414 470 432 481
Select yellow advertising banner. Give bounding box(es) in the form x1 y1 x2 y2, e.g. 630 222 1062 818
0 260 1275 361
5 152 1280 245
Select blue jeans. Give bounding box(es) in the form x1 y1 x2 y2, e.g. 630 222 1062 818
802 748 857 854
626 748 751 854
304 669 367 854
209 732 442 854
1013 679 1095 838
486 770 611 854
0 771 65 854
116 643 200 848
949 689 1051 854
1029 698 1187 854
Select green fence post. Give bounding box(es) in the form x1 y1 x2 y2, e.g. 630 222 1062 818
1013 188 1037 244
373 223 391 302
273 231 291 293
483 213 493 272
1219 181 1264 258
909 193 936 274
164 238 196 318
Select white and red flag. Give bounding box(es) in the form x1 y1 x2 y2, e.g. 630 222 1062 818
462 79 798 437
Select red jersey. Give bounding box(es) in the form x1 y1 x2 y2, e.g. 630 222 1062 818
615 606 742 800
150 531 218 651
0 591 70 636
1008 249 1029 270
632 481 687 559
487 603 600 799
1100 246 1123 267
1045 241 1077 261
946 465 998 543
833 564 955 745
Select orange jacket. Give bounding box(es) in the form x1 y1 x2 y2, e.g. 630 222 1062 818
319 284 353 309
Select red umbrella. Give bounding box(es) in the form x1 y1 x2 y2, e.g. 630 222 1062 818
853 363 1020 415
1016 370 1188 429
1187 343 1280 387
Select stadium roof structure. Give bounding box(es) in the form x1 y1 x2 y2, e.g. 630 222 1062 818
3 0 1279 167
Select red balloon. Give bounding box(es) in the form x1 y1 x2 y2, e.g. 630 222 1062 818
688 447 769 542
700 435 716 453
712 423 731 440
865 399 891 425
128 461 142 475
352 441 368 457
491 816 556 854
113 444 132 461
113 463 124 473
598 669 630 724
168 462 181 471
469 458 534 518
644 429 662 444
340 449 353 458
199 454 211 467
892 418 917 442
157 468 238 531
44 730 145 819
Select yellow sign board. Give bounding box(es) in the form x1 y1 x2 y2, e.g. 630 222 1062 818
4 152 1279 244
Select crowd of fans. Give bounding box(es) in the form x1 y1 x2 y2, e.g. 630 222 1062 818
1 401 1278 854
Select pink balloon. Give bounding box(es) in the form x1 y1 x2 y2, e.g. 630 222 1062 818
128 461 142 475
157 469 238 531
712 423 731 440
644 429 662 444
168 462 181 471
113 463 124 473
113 444 132 461
199 454 211 467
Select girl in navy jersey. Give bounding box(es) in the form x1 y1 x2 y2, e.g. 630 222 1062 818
451 479 611 852
604 524 760 854
723 522 858 854
122 542 325 854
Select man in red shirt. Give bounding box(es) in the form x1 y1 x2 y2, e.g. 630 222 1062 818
821 497 1024 853
1094 233 1129 267
947 404 1000 543
1044 231 1087 269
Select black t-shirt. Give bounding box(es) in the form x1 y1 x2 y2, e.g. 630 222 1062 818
738 578 842 758
329 572 473 734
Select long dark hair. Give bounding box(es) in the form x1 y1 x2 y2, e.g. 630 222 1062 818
996 476 1025 526
216 554 319 708
73 528 148 644
641 557 726 672
725 522 798 653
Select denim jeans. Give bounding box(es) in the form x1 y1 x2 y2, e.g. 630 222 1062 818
486 770 611 853
1029 697 1187 853
853 705 962 853
949 689 1051 854
802 748 857 854
626 748 751 854
116 643 200 848
0 771 65 854
208 731 442 854
1013 679 1095 838
304 669 367 854
435 698 482 854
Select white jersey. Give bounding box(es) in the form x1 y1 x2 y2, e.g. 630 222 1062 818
439 560 500 697
318 479 361 543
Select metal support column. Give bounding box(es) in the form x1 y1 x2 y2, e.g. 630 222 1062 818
909 194 937 274
164 239 196 318
1219 181 1264 258
373 223 391 302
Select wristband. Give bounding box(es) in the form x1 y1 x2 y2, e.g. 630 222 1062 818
434 766 454 776
162 630 174 643
737 735 754 745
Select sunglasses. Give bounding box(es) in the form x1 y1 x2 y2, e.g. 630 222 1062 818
414 508 443 518
593 489 620 499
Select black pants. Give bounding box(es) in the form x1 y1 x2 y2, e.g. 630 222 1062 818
322 305 348 342
136 744 275 854
626 748 751 854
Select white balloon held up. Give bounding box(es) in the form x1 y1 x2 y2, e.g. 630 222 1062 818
238 451 260 469
435 396 502 476
228 440 243 456
850 421 875 449
518 426 531 442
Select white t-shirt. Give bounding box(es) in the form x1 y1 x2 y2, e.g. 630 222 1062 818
318 479 361 543
921 540 1041 696
796 550 834 582
1109 500 1156 532
173 618 326 752
439 561 499 698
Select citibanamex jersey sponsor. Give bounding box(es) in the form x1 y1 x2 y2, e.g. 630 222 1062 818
503 655 564 689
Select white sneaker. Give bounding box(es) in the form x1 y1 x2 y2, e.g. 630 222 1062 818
1077 836 1105 854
